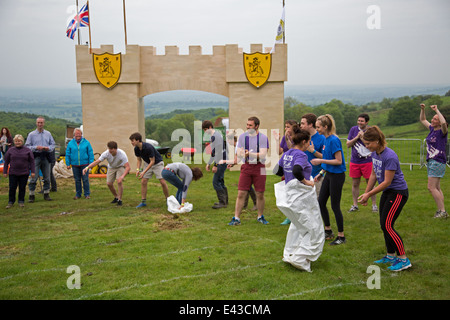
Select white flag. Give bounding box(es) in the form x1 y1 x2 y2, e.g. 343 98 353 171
271 5 285 53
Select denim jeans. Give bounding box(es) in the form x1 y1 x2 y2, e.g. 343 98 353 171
212 163 227 191
161 169 184 204
9 174 28 204
72 165 90 197
29 155 51 193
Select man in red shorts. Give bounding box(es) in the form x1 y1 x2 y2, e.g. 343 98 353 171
228 116 269 225
346 114 377 212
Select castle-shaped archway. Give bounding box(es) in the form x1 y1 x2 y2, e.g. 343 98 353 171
75 43 287 169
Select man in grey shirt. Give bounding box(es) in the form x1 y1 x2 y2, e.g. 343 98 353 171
25 116 56 202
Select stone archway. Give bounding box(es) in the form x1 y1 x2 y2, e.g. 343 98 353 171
75 43 287 169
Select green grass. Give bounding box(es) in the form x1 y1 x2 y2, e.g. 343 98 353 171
0 160 449 300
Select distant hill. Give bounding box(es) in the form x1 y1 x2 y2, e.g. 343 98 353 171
1 85 449 121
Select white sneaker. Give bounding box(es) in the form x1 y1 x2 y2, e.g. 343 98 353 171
372 204 378 212
348 205 358 213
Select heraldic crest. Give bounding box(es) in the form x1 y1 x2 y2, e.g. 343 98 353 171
93 52 122 89
243 52 272 88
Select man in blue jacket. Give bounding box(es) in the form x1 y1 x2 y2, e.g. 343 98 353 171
65 128 94 199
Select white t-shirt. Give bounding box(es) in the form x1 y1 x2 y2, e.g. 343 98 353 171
98 148 128 168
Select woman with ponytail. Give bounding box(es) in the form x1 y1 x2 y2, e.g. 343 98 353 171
358 126 412 272
311 114 347 245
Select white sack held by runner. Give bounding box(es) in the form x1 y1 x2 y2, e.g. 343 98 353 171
274 179 325 272
167 195 193 214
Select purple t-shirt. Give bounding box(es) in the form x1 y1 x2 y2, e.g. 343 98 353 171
426 125 448 164
347 126 372 164
371 147 407 191
278 148 312 184
279 135 290 153
237 131 269 164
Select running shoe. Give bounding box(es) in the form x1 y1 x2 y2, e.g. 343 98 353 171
329 236 346 245
257 215 269 225
434 210 448 218
136 202 147 208
280 218 291 225
388 257 412 271
372 204 378 213
348 205 359 213
325 230 335 240
374 255 396 264
228 217 241 226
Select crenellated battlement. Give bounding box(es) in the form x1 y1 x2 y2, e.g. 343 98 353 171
76 43 287 97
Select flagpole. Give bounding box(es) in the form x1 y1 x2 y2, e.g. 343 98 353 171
76 0 80 45
87 0 92 53
123 0 128 48
283 0 285 44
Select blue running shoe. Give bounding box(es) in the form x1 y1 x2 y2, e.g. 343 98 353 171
228 217 241 226
136 202 147 208
388 258 412 272
374 255 396 264
257 215 269 225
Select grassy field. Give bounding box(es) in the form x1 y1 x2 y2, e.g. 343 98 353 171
0 159 448 301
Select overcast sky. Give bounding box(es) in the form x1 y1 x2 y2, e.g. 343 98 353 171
0 0 449 89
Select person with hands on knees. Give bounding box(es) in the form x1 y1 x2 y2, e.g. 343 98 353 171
83 141 130 206
129 132 169 208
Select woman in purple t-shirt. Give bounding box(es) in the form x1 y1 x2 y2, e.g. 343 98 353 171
358 126 412 272
420 104 448 218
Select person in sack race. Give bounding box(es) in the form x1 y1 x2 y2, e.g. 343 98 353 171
358 126 412 272
65 128 94 200
346 113 377 213
274 127 314 187
25 116 56 202
161 162 203 209
277 119 300 225
273 128 324 272
311 114 347 246
228 116 270 226
3 134 35 209
419 104 448 218
83 141 130 206
129 132 170 208
202 120 229 209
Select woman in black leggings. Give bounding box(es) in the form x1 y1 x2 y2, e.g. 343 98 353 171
311 114 347 245
358 126 411 272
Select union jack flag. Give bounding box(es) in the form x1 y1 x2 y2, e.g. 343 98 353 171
66 3 89 40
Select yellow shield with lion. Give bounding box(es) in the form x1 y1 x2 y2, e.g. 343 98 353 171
243 52 272 88
93 52 122 89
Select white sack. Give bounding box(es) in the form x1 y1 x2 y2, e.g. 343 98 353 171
166 195 193 214
274 179 325 272
53 160 73 178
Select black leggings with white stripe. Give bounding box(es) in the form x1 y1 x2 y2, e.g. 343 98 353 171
379 189 409 256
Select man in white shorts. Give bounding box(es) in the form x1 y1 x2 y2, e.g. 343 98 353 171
83 141 130 206
129 132 169 208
